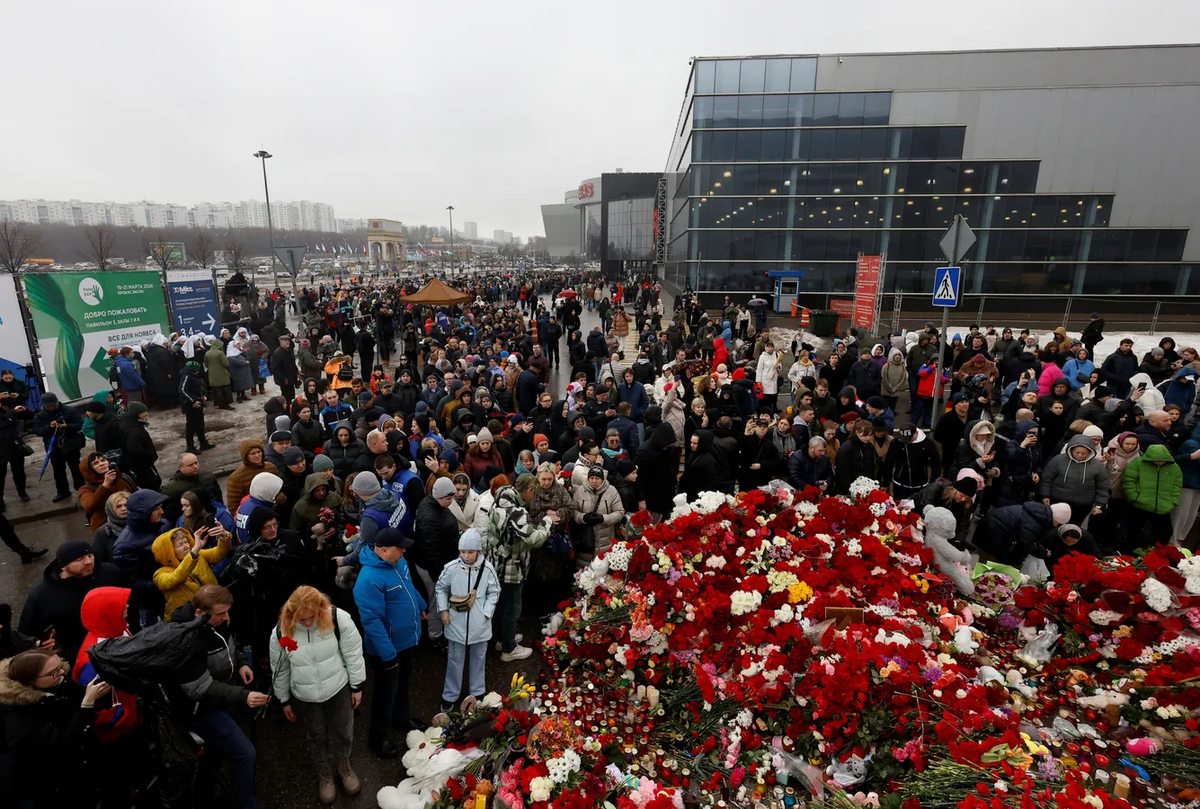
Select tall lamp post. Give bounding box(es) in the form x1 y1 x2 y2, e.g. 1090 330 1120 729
446 205 455 276
253 150 278 288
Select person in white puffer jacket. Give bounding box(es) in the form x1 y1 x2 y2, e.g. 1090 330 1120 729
269 585 367 805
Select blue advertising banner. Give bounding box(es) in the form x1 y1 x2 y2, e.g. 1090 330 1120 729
165 269 220 335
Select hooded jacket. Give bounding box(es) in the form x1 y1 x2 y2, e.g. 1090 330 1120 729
951 420 998 479
847 356 881 399
290 414 324 454
1176 422 1200 490
980 502 1056 565
1039 435 1111 508
225 439 278 509
1124 444 1182 514
1128 372 1166 413
880 349 908 398
71 586 139 742
1062 355 1096 391
112 489 170 601
114 353 145 390
151 528 230 619
352 545 426 661
289 473 344 533
1161 366 1199 413
234 472 283 544
77 455 137 534
321 425 364 479
434 555 501 646
268 607 365 705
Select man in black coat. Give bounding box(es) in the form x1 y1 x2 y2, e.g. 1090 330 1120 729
847 349 882 400
33 393 86 501
270 334 299 401
1101 338 1139 397
787 435 835 494
19 539 125 662
544 317 563 368
119 403 160 491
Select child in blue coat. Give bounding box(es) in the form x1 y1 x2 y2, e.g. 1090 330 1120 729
435 529 500 713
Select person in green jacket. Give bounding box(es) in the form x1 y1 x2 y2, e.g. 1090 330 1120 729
1123 443 1182 548
204 338 233 410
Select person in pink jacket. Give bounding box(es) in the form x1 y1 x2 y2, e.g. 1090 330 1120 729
1037 360 1065 396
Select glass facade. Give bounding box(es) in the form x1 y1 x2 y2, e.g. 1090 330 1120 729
664 56 1195 298
606 197 656 261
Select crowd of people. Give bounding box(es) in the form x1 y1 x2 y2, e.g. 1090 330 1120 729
2 268 1199 808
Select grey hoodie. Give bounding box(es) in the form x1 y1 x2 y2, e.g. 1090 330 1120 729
1039 434 1111 508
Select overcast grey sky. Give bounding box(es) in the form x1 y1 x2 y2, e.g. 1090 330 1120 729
5 0 1198 238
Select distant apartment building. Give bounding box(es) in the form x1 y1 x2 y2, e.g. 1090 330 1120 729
463 221 478 239
337 218 370 233
0 198 337 232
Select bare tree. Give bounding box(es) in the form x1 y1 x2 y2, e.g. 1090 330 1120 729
80 225 118 271
189 229 215 269
225 238 251 271
144 231 181 272
0 221 43 274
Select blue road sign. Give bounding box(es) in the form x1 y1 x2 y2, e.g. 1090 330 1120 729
933 266 961 307
165 269 221 335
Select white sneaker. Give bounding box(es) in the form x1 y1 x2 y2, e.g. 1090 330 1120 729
494 634 523 652
500 644 533 662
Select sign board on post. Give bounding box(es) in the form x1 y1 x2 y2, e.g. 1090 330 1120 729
166 269 220 335
272 246 306 278
933 267 961 307
24 271 169 401
853 255 881 331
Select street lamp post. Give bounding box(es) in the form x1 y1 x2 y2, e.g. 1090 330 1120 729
447 205 455 276
253 150 278 288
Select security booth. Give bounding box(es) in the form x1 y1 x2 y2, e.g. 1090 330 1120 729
767 269 805 313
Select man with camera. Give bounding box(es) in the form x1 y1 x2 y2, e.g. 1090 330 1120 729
33 393 86 502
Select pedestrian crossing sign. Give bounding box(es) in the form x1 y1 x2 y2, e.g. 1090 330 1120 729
933 266 960 307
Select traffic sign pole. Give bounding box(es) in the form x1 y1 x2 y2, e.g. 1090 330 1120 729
930 216 974 428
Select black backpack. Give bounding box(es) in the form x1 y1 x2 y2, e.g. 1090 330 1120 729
88 613 210 694
337 364 354 381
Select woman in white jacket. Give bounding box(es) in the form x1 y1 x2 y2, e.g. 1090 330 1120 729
448 472 480 532
270 585 367 804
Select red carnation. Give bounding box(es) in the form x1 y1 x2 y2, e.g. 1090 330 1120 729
278 636 298 652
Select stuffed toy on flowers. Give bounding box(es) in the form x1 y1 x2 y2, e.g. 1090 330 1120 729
921 505 975 596
376 727 484 809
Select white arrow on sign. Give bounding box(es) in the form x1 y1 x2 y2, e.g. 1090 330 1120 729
203 313 217 330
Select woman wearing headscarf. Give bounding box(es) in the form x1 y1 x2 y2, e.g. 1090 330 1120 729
227 339 254 403
90 491 130 566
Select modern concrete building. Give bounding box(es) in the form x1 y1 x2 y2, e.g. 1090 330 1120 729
662 45 1200 315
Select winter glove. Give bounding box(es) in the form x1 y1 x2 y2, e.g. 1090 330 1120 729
583 512 604 525
1027 544 1050 560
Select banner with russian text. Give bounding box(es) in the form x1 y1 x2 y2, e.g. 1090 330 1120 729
25 271 169 401
853 255 881 331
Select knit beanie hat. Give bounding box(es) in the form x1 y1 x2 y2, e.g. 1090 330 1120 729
351 472 381 498
313 454 335 473
1050 503 1072 525
458 529 483 552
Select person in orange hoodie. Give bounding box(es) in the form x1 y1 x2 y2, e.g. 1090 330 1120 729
77 452 137 535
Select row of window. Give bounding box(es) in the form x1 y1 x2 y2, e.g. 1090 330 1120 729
681 161 1042 201
674 194 1115 230
694 92 892 129
665 261 1197 296
683 226 1186 263
691 126 967 164
694 57 818 95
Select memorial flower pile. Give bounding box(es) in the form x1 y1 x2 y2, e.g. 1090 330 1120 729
380 482 1200 809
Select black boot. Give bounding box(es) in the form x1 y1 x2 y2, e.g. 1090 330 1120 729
200 440 216 450
20 547 47 564
187 444 199 454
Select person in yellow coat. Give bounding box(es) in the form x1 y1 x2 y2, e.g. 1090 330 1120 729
152 525 231 620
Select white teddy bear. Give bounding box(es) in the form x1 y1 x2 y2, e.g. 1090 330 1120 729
922 505 975 596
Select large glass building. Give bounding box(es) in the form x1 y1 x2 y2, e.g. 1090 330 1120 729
662 46 1200 313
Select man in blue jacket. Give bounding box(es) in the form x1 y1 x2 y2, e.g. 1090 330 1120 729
114 346 146 407
353 527 426 759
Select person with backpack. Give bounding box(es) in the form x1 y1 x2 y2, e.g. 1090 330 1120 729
482 474 549 663
269 585 366 804
435 529 500 713
173 585 271 809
